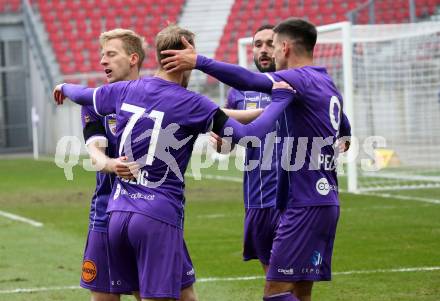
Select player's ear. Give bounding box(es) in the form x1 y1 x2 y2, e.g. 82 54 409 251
130 53 139 68
282 40 289 57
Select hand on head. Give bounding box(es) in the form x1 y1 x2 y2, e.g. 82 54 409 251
160 36 197 73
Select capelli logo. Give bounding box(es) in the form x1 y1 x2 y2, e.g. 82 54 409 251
277 268 294 275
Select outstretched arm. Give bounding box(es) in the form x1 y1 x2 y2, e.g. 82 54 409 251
222 108 263 124
161 36 273 93
53 84 94 106
196 56 273 93
212 82 295 145
211 108 263 153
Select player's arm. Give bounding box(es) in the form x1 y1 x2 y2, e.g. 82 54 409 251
222 108 263 124
81 107 139 179
337 112 351 153
53 84 94 106
87 141 139 179
54 81 127 115
210 109 262 154
211 82 295 145
160 37 273 93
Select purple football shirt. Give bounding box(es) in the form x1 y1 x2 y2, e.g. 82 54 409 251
92 77 219 229
226 89 278 209
196 56 348 208
81 106 118 232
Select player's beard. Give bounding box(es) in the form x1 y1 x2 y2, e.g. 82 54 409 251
254 56 276 73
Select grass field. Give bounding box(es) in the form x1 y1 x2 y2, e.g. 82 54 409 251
0 158 439 300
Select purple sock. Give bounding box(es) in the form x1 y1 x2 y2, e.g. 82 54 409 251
263 292 299 301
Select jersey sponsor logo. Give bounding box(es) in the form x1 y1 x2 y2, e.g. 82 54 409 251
260 94 271 102
315 177 337 196
244 92 272 110
301 267 321 275
316 177 330 195
81 260 97 283
277 268 294 275
245 102 258 110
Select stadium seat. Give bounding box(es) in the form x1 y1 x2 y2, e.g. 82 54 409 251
215 0 440 64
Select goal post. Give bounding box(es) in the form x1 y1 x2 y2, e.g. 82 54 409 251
238 21 440 194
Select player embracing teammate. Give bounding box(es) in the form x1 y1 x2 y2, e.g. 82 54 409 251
161 17 351 301
54 24 295 301
54 17 351 301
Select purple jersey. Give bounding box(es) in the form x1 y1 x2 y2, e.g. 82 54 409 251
81 106 118 232
195 56 348 208
91 77 218 229
226 89 278 209
270 67 342 208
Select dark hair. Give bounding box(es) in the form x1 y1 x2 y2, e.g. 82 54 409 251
274 18 317 54
254 24 274 36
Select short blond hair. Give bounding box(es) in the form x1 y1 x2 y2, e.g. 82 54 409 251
155 24 195 68
99 28 146 69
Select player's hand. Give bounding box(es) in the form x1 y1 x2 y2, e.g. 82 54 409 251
272 81 294 91
53 84 66 105
336 138 351 153
111 156 140 180
209 132 231 154
160 36 197 73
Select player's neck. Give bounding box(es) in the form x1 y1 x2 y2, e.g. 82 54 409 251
124 70 139 81
155 69 183 86
288 56 313 69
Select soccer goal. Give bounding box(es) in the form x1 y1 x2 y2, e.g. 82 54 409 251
238 21 440 194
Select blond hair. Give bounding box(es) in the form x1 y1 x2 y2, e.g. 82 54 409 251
155 24 195 67
99 28 146 69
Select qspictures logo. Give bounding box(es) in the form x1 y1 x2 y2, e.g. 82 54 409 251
81 260 97 283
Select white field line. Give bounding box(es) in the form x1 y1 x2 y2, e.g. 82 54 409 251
1 266 439 294
187 173 440 204
0 210 43 227
360 192 440 205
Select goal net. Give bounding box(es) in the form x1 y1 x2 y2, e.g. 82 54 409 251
238 22 440 194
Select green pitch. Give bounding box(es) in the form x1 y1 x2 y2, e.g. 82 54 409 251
0 158 439 300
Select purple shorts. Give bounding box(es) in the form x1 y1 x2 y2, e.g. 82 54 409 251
243 207 280 265
267 206 340 282
181 240 196 289
107 211 194 299
80 230 112 292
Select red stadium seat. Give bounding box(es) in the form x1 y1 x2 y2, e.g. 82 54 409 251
35 0 438 76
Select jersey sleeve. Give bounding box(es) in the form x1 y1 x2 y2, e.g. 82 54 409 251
225 88 238 109
93 81 130 116
339 112 351 137
214 88 295 144
81 106 107 146
185 93 220 133
196 55 273 93
271 69 306 96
